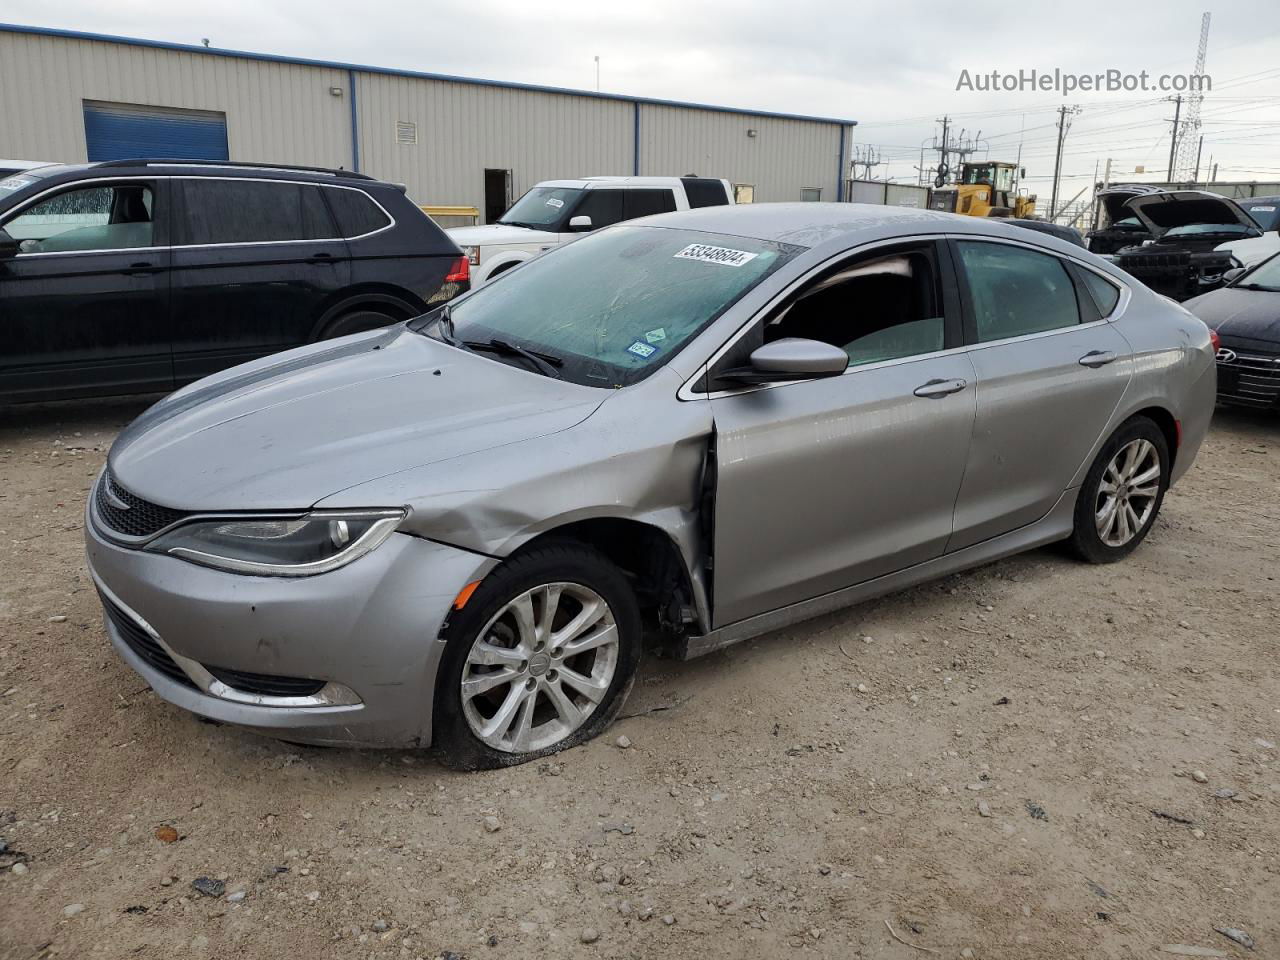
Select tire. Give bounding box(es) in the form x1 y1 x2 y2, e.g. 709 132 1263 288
1067 416 1170 564
432 543 641 770
317 307 400 341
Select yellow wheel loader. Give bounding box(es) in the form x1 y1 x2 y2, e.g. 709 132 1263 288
927 162 1036 218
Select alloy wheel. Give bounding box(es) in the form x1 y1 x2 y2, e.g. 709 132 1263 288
460 582 619 753
1095 438 1161 548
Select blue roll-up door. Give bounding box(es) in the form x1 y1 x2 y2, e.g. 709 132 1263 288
83 102 229 162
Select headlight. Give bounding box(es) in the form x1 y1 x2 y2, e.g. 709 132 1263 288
462 245 480 266
148 509 405 576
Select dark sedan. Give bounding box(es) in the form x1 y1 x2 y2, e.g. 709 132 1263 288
1185 252 1280 410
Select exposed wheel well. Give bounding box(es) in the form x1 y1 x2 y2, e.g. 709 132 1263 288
512 519 698 637
311 288 424 340
1130 406 1179 470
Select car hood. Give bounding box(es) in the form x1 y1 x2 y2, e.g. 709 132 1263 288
1185 286 1280 344
1217 233 1280 268
1125 190 1260 238
447 223 559 246
108 328 606 511
1098 184 1165 223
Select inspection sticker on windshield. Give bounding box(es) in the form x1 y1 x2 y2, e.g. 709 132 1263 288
0 176 35 192
627 340 658 359
673 243 758 267
545 197 564 208
644 327 667 344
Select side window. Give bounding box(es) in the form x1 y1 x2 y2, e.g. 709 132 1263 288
178 180 336 245
800 188 822 202
624 189 677 220
1079 269 1121 317
4 183 155 253
682 177 730 208
324 187 391 237
762 245 945 367
956 241 1080 342
572 189 625 229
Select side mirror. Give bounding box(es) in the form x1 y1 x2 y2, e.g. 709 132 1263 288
1223 266 1247 285
0 228 17 260
568 215 593 232
718 338 849 385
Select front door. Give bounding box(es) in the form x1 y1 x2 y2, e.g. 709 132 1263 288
169 177 350 383
947 238 1133 550
708 240 976 628
0 179 172 401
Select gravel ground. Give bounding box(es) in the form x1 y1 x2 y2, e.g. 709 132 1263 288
1 398 1278 960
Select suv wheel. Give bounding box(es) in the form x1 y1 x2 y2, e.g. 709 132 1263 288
319 307 400 340
1068 416 1170 563
433 544 641 770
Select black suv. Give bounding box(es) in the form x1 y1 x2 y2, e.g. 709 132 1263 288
0 160 468 402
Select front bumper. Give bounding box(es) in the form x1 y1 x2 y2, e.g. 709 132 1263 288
86 517 496 747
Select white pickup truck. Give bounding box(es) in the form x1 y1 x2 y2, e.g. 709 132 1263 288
449 176 735 286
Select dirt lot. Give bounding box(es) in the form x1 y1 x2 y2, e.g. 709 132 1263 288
2 398 1278 960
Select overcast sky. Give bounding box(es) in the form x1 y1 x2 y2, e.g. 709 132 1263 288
4 0 1278 214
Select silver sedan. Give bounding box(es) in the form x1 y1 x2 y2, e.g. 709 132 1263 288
86 204 1216 768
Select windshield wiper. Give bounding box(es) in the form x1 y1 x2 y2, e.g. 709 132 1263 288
495 220 539 230
464 338 563 378
1236 282 1280 292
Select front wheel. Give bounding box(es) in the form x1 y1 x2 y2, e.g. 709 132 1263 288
432 544 641 770
1067 416 1170 563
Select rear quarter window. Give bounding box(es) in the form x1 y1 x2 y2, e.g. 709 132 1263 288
624 189 678 219
681 177 731 208
325 187 392 238
1080 269 1121 316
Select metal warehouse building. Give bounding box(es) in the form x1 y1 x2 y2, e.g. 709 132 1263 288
0 24 856 220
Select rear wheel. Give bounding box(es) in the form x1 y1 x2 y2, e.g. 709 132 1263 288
1068 416 1170 563
318 307 400 340
433 544 641 770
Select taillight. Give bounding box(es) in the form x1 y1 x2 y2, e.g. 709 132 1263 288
1208 327 1221 353
444 256 470 284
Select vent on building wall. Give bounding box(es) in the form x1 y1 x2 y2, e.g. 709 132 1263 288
395 121 418 145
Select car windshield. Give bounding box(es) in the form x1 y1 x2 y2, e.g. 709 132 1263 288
1163 222 1255 239
1237 253 1280 291
497 187 584 230
1241 202 1279 232
412 225 798 387
0 170 54 204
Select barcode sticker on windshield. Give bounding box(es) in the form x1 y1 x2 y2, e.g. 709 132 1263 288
545 197 564 208
1253 205 1276 212
0 176 35 192
673 243 758 267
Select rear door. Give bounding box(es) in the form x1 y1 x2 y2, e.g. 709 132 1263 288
624 188 680 219
946 238 1132 550
0 178 172 401
708 239 976 627
169 177 350 383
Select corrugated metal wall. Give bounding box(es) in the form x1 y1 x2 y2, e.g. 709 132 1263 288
0 31 351 169
638 105 844 203
355 74 634 206
0 28 848 212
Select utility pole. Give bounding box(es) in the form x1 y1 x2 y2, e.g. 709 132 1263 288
594 55 600 92
1210 160 1218 182
1193 135 1204 185
1166 94 1183 182
935 116 951 188
1049 105 1078 222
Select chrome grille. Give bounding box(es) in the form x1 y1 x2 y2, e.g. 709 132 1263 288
1217 349 1280 407
94 471 191 539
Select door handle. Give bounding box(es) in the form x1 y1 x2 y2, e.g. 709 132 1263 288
121 262 160 276
1078 350 1118 368
305 251 335 263
913 377 968 399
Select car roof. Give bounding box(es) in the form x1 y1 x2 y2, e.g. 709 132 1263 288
535 177 721 190
630 202 1075 247
7 159 384 188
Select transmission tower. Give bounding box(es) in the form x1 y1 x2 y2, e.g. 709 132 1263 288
1173 12 1211 183
922 117 986 187
850 145 884 181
